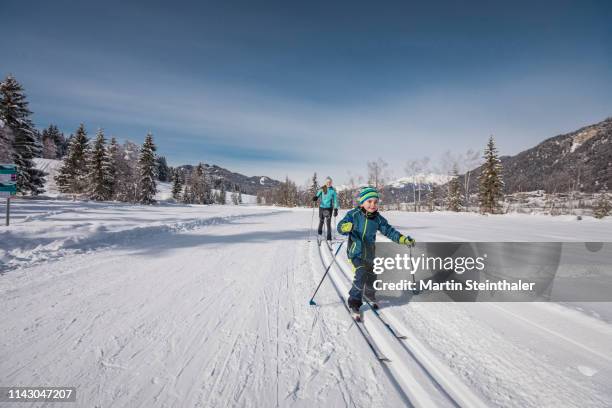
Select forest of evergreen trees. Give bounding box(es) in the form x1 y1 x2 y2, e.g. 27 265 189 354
0 74 243 205
3 73 605 216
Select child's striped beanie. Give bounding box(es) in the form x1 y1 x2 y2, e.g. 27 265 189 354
358 186 379 204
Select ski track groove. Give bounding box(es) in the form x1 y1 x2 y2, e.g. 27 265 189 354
312 242 407 407
0 208 469 407
320 241 489 408
485 303 612 363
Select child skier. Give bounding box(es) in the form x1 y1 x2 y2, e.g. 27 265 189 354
312 176 339 241
337 186 415 313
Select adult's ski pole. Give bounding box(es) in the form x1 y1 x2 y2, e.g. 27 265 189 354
308 203 316 242
332 215 336 241
309 241 344 305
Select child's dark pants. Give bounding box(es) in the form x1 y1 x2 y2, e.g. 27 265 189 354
348 257 376 303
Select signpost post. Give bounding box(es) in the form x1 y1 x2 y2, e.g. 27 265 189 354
0 164 17 226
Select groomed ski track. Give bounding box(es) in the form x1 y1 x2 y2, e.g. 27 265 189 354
2 202 611 407
1 206 408 407
317 239 488 408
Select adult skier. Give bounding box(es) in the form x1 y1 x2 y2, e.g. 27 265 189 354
337 186 416 314
312 176 339 241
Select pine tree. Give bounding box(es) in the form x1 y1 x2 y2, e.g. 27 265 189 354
114 140 139 202
0 75 46 194
41 126 56 159
189 163 212 204
447 165 462 212
138 132 157 204
107 137 119 199
182 184 193 203
310 172 319 199
89 129 113 201
202 171 213 204
0 119 14 162
191 164 204 203
57 133 69 158
171 171 183 200
41 124 64 159
231 185 239 205
478 136 505 214
217 182 226 204
55 123 90 195
427 184 438 212
156 155 169 182
593 187 610 219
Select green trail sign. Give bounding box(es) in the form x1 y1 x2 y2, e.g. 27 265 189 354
1 164 16 225
0 164 17 174
0 182 17 194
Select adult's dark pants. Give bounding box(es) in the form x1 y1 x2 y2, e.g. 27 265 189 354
348 257 376 303
317 207 332 240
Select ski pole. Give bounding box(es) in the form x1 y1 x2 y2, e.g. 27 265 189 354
332 215 336 241
309 241 344 305
409 245 420 295
308 203 315 242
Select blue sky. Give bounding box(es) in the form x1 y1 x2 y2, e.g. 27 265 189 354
1 0 611 184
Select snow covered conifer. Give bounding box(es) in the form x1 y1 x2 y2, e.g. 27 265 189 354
114 140 139 202
190 163 212 204
41 124 64 159
106 137 119 199
171 171 183 200
190 164 203 203
55 123 90 195
0 118 15 162
182 184 193 203
0 74 45 195
427 184 438 212
156 155 169 182
230 184 243 205
593 187 610 219
217 183 226 204
89 129 113 201
310 172 319 198
478 136 505 214
138 132 157 204
446 165 462 212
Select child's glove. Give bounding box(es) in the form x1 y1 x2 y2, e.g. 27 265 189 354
399 235 416 247
333 208 338 217
312 196 318 202
340 222 353 233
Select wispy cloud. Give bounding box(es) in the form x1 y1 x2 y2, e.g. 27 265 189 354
4 21 612 183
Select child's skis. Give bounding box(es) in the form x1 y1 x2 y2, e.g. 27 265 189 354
362 296 408 339
313 239 390 362
343 301 390 361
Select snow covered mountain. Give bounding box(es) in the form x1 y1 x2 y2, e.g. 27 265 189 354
175 163 281 195
459 117 612 194
389 174 453 187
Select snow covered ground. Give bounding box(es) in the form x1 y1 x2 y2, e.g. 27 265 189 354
1 201 611 407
